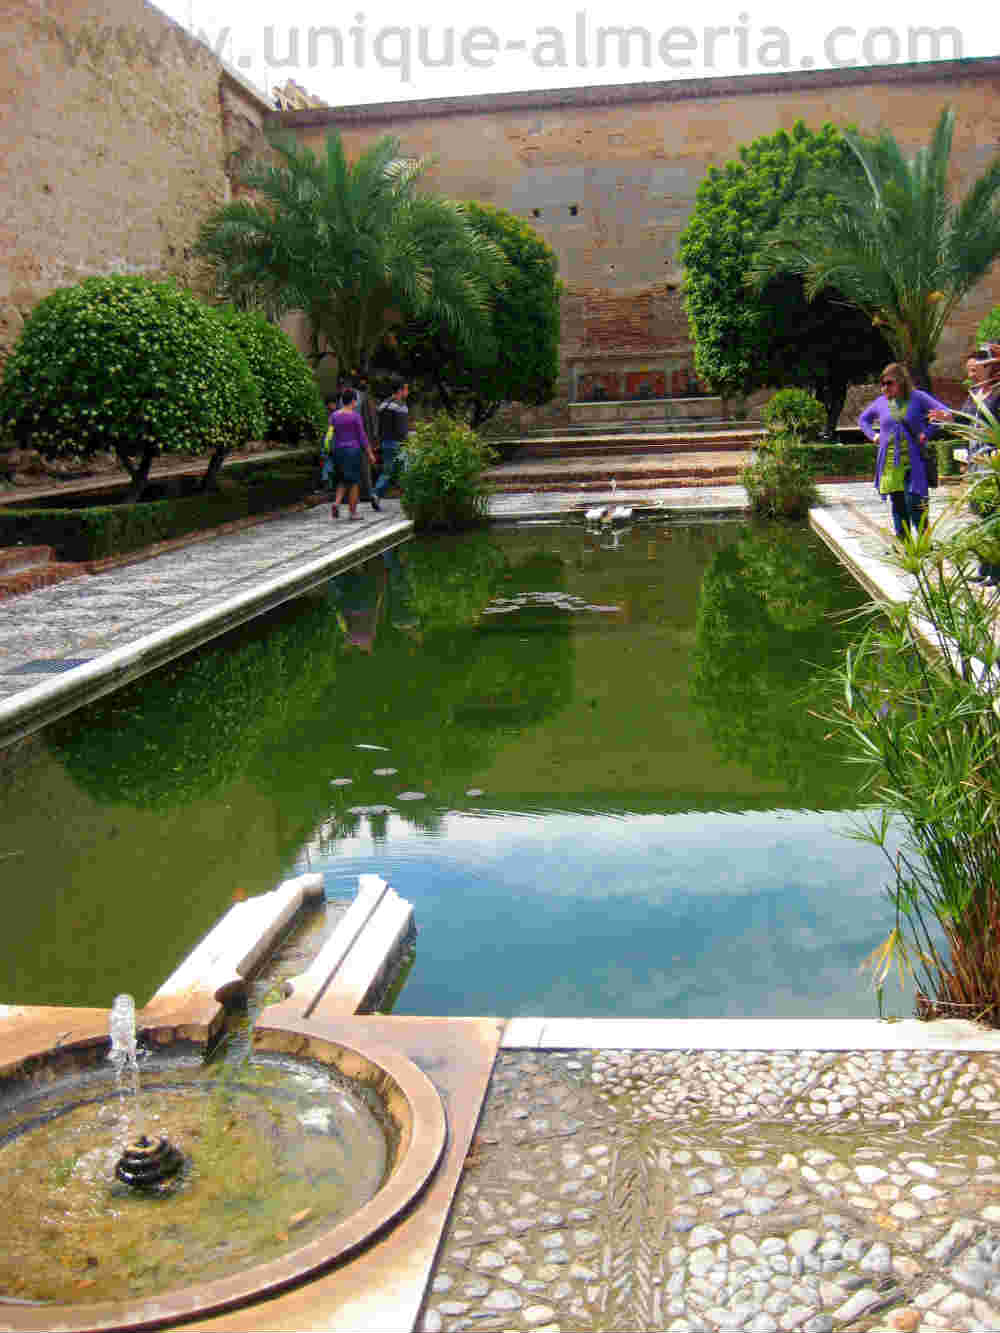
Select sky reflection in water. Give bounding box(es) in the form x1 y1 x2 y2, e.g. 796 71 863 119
310 804 900 1020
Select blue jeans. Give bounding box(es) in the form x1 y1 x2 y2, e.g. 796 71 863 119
889 489 928 538
374 445 403 498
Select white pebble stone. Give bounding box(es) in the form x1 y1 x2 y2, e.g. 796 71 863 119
907 1160 938 1179
912 1184 942 1201
483 1289 522 1311
891 1202 922 1221
856 1165 888 1184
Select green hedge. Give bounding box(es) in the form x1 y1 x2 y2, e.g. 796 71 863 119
759 442 873 475
0 468 316 561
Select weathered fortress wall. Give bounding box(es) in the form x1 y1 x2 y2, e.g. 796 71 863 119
0 0 270 360
280 60 1000 424
2 3 999 425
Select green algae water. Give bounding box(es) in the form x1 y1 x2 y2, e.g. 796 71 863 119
1 521 900 1018
0 1051 387 1304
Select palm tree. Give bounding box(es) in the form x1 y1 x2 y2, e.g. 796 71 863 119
196 130 507 374
747 109 1000 389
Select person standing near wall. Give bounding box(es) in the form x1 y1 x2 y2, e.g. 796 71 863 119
373 377 410 507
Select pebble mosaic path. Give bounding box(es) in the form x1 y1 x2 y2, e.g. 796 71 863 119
421 1049 1000 1333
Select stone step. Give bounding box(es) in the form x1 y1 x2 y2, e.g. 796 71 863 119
501 435 759 459
0 546 85 603
490 472 745 494
0 545 54 575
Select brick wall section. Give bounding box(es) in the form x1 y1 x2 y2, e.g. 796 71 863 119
279 59 1000 426
0 0 271 364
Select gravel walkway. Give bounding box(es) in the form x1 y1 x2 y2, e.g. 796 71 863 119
421 1048 1000 1333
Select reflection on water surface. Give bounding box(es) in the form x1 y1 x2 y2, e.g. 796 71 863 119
1 521 900 1018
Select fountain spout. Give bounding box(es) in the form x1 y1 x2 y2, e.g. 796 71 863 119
109 993 139 1104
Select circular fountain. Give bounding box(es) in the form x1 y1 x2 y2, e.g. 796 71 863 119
0 1016 446 1332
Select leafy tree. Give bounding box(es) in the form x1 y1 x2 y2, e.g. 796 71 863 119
679 121 892 437
196 130 507 377
212 307 326 450
0 276 263 499
383 203 561 427
749 108 1000 390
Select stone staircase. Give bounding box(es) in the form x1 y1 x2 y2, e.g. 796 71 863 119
0 546 83 601
486 424 763 493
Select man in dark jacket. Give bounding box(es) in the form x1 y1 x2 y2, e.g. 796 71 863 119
372 378 409 508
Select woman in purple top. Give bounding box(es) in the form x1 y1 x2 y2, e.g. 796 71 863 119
858 362 951 539
330 388 376 520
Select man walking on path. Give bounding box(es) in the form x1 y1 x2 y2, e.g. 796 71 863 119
373 378 410 509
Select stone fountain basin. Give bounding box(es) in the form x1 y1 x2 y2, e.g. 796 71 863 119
0 1022 447 1333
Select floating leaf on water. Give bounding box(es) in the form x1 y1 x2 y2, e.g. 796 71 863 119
347 804 395 815
373 768 398 776
396 791 426 801
329 778 353 786
465 789 484 797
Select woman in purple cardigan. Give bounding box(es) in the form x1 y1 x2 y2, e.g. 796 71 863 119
858 363 951 538
330 388 376 520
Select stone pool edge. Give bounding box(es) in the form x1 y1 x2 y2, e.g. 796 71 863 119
0 516 412 750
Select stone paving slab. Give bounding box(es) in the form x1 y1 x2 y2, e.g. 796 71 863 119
422 1046 1000 1333
0 499 411 747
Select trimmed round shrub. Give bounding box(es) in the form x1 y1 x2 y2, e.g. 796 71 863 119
212 307 326 443
397 413 496 531
760 388 826 443
0 276 264 468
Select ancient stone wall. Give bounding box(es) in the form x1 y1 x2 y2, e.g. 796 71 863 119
280 60 1000 424
0 0 271 363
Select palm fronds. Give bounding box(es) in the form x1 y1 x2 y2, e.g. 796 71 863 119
748 108 1000 387
195 129 510 372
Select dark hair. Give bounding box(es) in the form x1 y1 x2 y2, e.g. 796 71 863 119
340 388 356 406
389 374 406 395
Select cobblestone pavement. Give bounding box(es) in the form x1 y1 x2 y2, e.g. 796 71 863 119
421 1049 1000 1333
0 498 403 703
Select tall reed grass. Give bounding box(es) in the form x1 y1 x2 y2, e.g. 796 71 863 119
832 469 1000 1023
